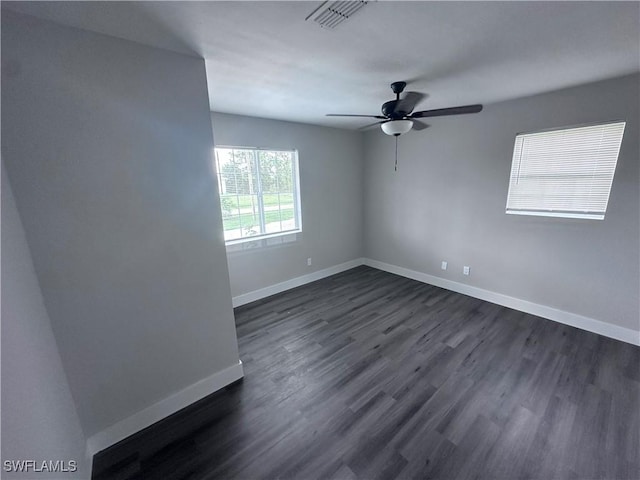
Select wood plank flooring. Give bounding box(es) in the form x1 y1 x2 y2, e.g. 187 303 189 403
92 266 640 480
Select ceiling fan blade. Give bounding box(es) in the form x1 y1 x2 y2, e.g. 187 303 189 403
326 114 386 118
410 104 483 119
395 92 426 115
410 119 430 131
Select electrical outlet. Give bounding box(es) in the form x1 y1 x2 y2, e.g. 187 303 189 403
441 261 448 270
307 257 312 266
463 266 470 276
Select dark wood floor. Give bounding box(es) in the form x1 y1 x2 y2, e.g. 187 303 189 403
92 266 640 480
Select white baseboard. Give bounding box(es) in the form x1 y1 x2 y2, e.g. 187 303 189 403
363 258 639 346
232 256 638 345
232 258 365 307
86 360 244 456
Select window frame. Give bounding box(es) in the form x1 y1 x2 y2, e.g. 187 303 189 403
505 120 626 220
214 145 302 246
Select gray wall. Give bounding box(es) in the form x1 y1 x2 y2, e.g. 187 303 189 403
211 113 364 298
364 74 639 332
1 12 240 438
1 162 89 478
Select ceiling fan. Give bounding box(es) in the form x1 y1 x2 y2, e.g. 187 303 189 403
327 81 483 171
326 81 483 136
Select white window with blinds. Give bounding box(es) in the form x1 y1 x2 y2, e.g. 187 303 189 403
214 146 302 244
506 121 625 220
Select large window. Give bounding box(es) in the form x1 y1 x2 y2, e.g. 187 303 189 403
214 146 301 244
506 121 625 220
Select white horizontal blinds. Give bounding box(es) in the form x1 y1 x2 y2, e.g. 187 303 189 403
215 146 300 243
506 122 625 219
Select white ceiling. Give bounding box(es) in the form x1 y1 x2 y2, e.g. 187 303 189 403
3 1 639 129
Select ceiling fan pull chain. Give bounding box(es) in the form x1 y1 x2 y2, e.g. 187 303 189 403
395 135 398 172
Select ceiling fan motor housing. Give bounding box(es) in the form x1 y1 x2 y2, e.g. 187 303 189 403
382 100 411 119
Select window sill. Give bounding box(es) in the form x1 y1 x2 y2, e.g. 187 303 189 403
225 230 301 253
506 210 604 220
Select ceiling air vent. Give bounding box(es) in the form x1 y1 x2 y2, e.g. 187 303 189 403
305 1 369 30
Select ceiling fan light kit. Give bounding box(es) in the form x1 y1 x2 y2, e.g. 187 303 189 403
381 119 413 136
